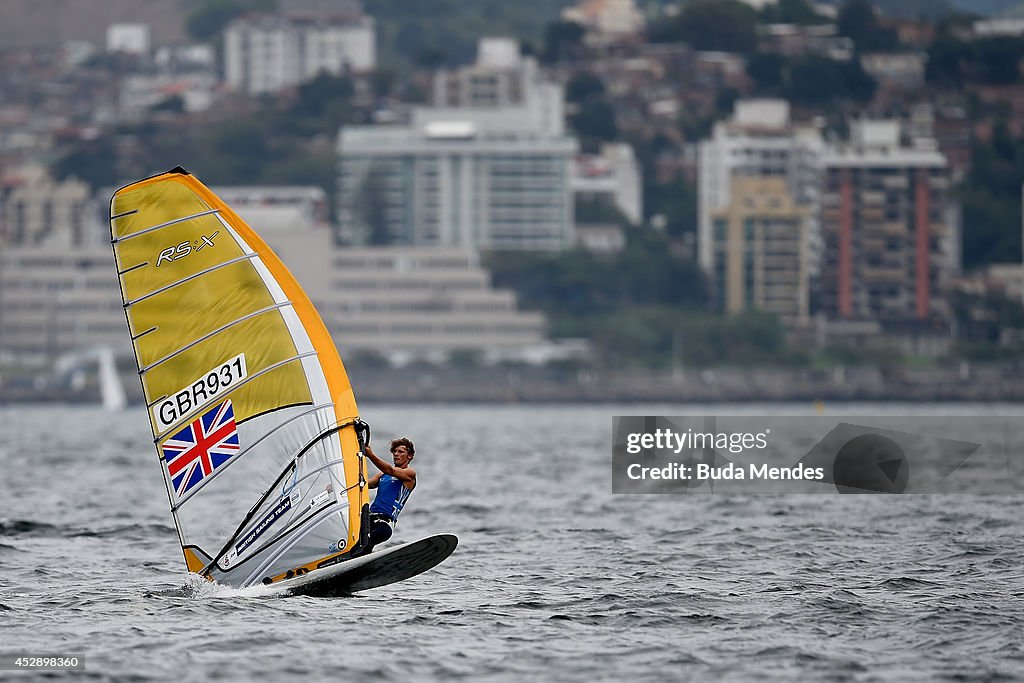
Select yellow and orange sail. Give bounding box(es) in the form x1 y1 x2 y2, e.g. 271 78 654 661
110 168 367 586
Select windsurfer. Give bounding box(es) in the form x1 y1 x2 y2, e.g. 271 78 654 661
359 438 417 554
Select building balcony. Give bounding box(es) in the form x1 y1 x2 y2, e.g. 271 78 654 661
861 265 909 280
860 207 885 222
879 221 908 236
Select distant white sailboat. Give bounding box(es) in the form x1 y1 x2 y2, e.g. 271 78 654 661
98 347 127 412
52 346 127 411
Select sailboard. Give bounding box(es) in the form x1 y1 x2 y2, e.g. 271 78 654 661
109 167 456 590
278 534 458 596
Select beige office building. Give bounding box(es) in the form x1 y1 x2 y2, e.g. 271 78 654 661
710 176 811 326
698 99 824 276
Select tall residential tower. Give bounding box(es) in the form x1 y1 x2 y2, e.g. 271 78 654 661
819 121 954 323
338 39 576 251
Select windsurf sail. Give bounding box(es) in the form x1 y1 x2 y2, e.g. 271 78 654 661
109 167 369 587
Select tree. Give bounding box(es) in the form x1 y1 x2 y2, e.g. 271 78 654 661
715 88 740 118
836 0 898 52
487 227 708 319
761 0 828 25
785 57 876 106
927 35 1024 86
652 0 759 54
648 180 698 238
186 0 276 42
747 52 786 93
415 47 447 70
571 99 619 146
575 195 630 225
837 59 877 102
959 123 1024 268
366 0 570 67
926 34 971 86
371 68 397 99
207 119 270 179
541 20 585 64
973 37 1024 85
566 72 606 104
295 73 354 118
53 136 119 190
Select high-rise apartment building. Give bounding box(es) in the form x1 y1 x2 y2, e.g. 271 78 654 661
434 38 537 109
819 121 953 322
698 99 824 275
224 9 374 95
338 40 576 251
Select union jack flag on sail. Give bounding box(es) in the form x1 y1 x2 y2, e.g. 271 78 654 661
162 399 240 497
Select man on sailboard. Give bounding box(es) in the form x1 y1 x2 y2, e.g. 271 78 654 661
360 438 417 554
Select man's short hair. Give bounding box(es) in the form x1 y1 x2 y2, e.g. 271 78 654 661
390 437 415 458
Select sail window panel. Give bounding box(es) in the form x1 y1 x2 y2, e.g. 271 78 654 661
170 404 341 559
206 438 344 570
116 212 243 300
127 259 278 368
143 326 312 429
110 179 211 241
237 510 348 584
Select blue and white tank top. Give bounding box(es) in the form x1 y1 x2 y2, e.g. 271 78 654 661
370 474 412 522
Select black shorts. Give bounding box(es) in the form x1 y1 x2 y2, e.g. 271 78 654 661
367 517 394 547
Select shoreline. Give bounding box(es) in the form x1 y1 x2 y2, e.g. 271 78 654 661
3 363 1023 405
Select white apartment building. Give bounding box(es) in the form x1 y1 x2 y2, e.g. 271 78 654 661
0 165 92 246
571 143 643 225
434 37 535 108
119 73 218 119
698 99 824 274
860 52 927 90
339 40 576 251
213 186 330 231
224 13 375 95
338 116 576 251
973 18 1024 38
107 23 150 55
561 0 645 44
432 38 565 131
